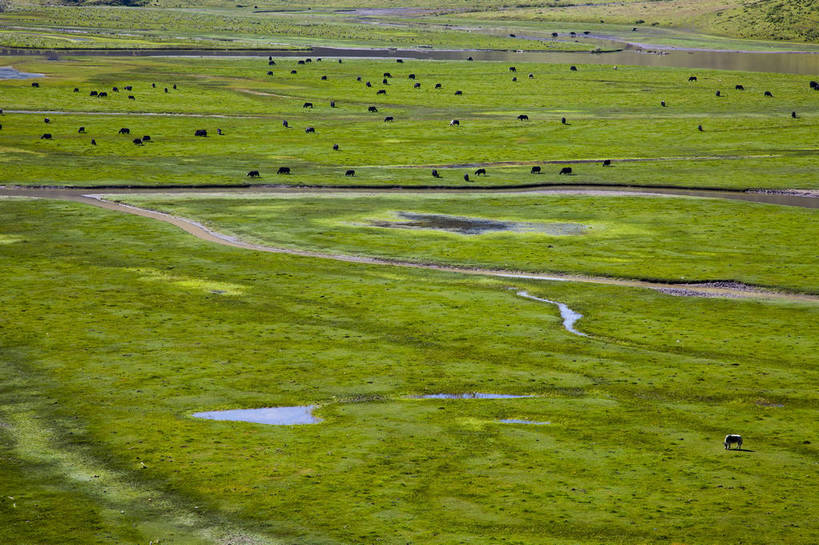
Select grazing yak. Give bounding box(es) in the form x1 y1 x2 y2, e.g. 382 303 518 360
735 84 745 90
366 81 372 87
173 84 177 89
384 116 394 122
267 71 274 76
792 111 798 118
290 70 297 75
715 90 721 97
529 73 534 79
559 167 572 175
509 66 516 72
112 87 119 92
383 72 392 78
164 88 169 93
247 170 260 178
282 120 289 128
345 169 355 176
602 159 612 166
434 83 442 89
570 66 577 71
356 76 362 81
454 90 463 95
530 166 542 174
132 138 143 145
552 32 558 37
724 434 743 450
277 166 291 174
216 128 223 135
432 169 440 178
91 139 96 145
128 95 135 100
195 129 207 137
376 89 387 95
44 118 50 123
305 126 316 133
90 90 98 96
78 127 86 133
764 91 773 97
467 56 473 61
688 76 698 82
474 168 487 176
332 144 339 151
449 119 460 126
98 92 108 97
368 106 378 112
73 87 79 92
414 83 421 88
152 83 156 88
297 60 305 65
31 82 40 88
119 127 130 135
320 75 327 80
396 59 404 63
124 86 132 91
303 102 313 108
661 100 666 107
40 133 52 139
330 100 336 108
517 114 529 121
698 124 704 131
463 174 470 182
408 73 416 79
512 77 517 82
811 80 819 90
269 60 275 65
561 117 567 125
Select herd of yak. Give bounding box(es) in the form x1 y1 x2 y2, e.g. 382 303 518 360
6 56 816 184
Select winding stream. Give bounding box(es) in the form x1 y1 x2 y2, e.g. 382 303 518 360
515 290 587 337
3 44 819 75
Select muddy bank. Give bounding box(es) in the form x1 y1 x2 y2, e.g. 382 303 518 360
368 212 586 235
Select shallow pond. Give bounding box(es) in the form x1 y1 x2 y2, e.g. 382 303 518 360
193 406 321 425
369 212 586 235
0 66 43 80
499 419 549 425
417 393 535 399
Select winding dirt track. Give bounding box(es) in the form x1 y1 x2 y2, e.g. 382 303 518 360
6 187 809 303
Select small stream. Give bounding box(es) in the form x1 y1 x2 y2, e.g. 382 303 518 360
516 290 587 337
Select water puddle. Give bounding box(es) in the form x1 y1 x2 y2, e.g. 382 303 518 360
516 290 587 337
498 419 549 425
416 393 535 399
192 406 321 425
368 212 586 236
0 66 43 80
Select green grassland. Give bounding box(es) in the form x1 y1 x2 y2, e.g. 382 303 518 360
1 196 817 544
0 6 593 51
113 192 819 293
1 56 817 189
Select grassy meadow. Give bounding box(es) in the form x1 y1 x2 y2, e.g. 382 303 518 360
112 191 819 293
1 56 818 189
1 196 817 545
1 3 818 543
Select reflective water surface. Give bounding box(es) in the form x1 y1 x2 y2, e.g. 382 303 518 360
193 406 321 425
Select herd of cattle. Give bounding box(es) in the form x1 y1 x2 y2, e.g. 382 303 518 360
7 58 816 183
